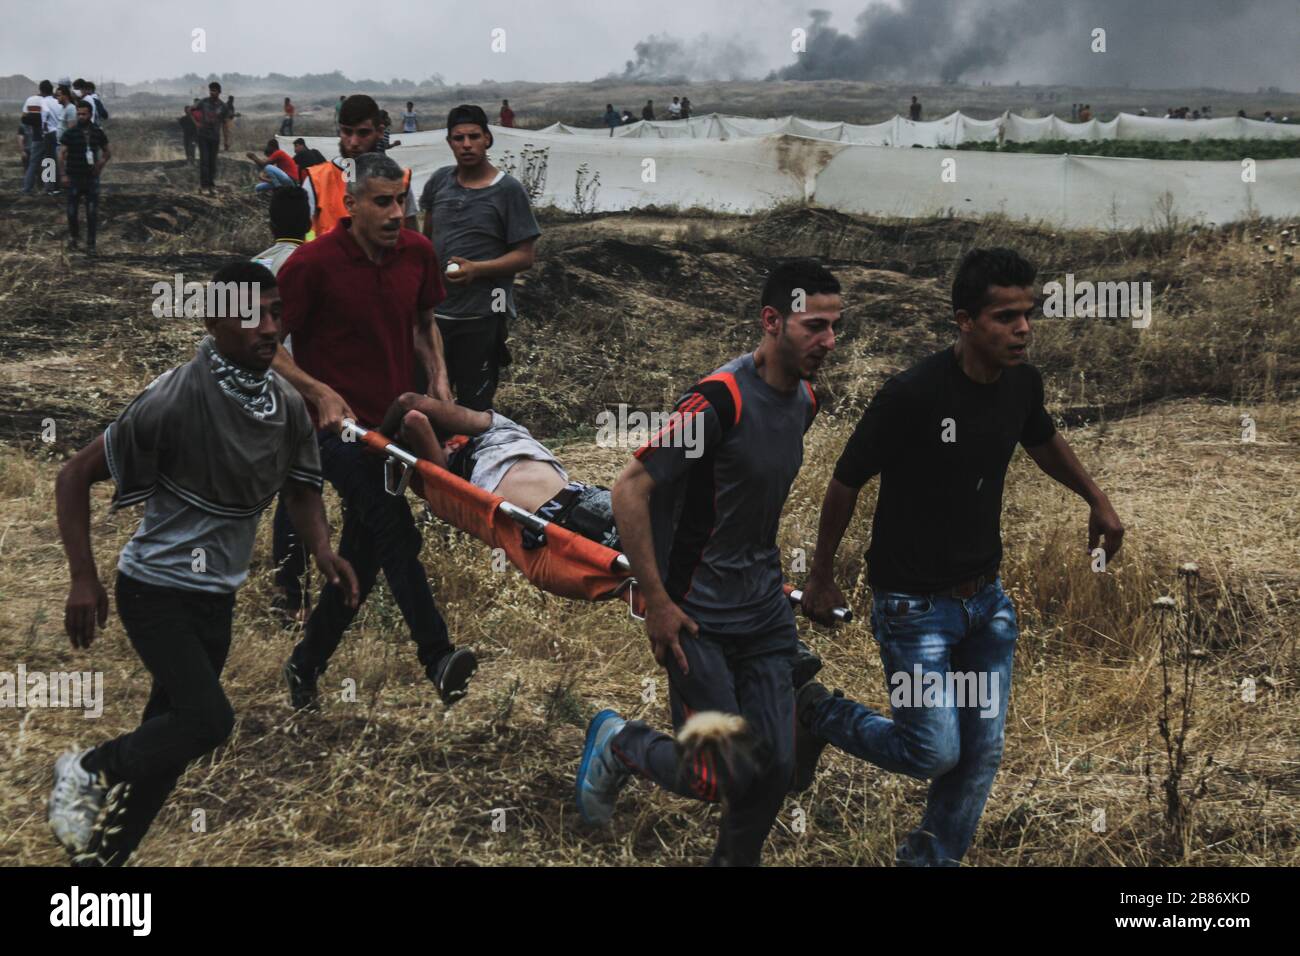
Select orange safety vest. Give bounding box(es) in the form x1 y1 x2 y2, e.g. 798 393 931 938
307 161 412 238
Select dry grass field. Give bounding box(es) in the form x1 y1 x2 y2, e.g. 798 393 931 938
0 116 1295 866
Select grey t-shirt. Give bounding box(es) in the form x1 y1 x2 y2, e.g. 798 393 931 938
419 166 541 320
456 411 566 493
107 348 321 594
635 353 818 634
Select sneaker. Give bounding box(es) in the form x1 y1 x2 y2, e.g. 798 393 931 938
283 659 319 711
575 709 631 824
48 749 108 856
791 639 824 689
792 681 843 793
428 646 477 707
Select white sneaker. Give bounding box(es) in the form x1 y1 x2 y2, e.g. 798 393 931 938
48 748 108 856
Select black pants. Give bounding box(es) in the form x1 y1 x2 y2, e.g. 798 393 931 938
612 622 796 866
271 493 309 609
435 315 510 411
290 432 452 677
66 176 100 247
197 136 218 187
182 131 195 162
89 573 236 865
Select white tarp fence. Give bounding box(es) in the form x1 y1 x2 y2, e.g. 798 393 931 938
538 111 1300 146
292 120 1300 229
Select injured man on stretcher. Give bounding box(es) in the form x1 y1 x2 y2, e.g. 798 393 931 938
379 393 620 552
379 393 826 687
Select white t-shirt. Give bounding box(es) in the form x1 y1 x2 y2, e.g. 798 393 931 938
42 96 63 135
668 102 682 117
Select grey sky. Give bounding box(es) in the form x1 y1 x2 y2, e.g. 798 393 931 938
3 0 1295 90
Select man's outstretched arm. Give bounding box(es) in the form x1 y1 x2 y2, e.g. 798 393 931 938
1024 432 1125 560
55 434 112 648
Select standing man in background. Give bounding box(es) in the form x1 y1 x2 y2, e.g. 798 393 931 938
194 82 229 195
419 104 540 410
499 99 515 128
303 95 416 237
60 99 111 256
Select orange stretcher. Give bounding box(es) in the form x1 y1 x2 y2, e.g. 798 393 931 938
346 420 850 623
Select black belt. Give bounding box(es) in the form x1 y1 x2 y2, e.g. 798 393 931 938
936 572 995 600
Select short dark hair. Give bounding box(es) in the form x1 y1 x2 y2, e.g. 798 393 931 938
292 137 306 147
39 80 53 95
345 152 405 197
84 81 95 92
761 260 841 317
406 101 414 108
269 186 311 240
212 259 276 290
951 248 1036 317
338 94 380 128
74 99 93 114
446 103 489 134
265 138 280 155
209 81 221 92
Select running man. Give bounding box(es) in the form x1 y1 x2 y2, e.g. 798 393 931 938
574 260 841 866
797 248 1125 866
274 152 477 710
59 99 111 255
303 94 417 237
48 260 357 866
419 104 540 411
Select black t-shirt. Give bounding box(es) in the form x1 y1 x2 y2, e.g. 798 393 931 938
833 346 1056 593
293 148 327 180
61 123 109 179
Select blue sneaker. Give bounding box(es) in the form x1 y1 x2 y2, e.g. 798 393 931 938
576 709 630 825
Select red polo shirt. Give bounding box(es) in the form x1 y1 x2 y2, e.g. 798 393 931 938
278 218 445 427
267 148 299 181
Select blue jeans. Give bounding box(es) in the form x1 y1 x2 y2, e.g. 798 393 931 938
810 578 1018 865
22 132 47 193
254 163 295 192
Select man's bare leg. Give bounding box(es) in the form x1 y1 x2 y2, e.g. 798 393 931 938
401 409 449 468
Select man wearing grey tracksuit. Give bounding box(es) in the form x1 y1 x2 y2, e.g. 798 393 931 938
574 260 842 865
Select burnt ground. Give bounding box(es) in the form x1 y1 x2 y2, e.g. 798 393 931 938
0 140 1297 869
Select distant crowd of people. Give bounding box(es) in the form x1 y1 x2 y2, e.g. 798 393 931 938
17 77 111 255
602 95 693 134
174 90 524 194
